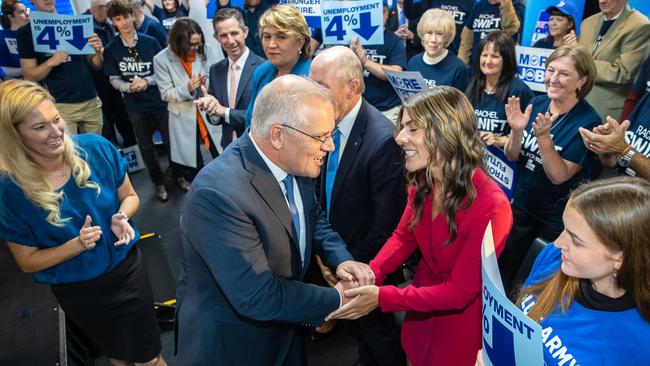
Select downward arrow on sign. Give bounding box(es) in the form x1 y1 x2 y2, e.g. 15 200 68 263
353 12 379 41
66 25 88 51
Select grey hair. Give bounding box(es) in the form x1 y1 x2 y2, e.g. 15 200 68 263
250 75 332 138
313 46 365 94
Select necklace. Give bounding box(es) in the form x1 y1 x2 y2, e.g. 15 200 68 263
547 104 572 133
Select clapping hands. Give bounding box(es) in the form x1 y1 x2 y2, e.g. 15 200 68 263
111 211 135 246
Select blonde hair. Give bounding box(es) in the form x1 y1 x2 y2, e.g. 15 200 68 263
518 176 650 323
0 80 99 226
399 86 485 243
417 8 456 48
259 4 312 59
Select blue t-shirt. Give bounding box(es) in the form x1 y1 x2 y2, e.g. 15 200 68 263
402 0 475 55
16 23 97 103
103 33 167 114
532 36 555 50
406 51 469 91
0 134 140 284
512 96 599 230
152 4 189 31
471 77 533 136
520 244 650 366
622 93 650 177
137 15 168 49
0 29 21 69
362 28 406 111
465 0 524 67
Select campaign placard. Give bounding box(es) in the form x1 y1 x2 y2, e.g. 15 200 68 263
320 0 383 45
484 146 516 200
281 0 322 29
516 46 553 93
384 69 428 103
480 222 544 366
30 12 95 55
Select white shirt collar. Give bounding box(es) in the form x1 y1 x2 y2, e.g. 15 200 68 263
229 47 250 70
250 134 288 183
336 98 362 139
423 49 448 65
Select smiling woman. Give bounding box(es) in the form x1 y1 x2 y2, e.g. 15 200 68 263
0 80 166 366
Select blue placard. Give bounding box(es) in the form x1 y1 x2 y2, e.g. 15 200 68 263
0 30 20 68
384 69 428 103
29 12 95 55
320 0 383 45
281 0 322 29
484 145 516 200
516 45 553 93
481 222 544 366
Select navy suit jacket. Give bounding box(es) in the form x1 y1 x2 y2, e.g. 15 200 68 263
320 100 407 263
176 132 353 366
207 50 264 148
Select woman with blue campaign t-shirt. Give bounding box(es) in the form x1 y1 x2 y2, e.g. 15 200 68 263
0 80 166 366
0 0 29 78
477 176 650 366
466 31 532 148
579 55 650 181
458 0 524 67
498 45 600 294
406 9 469 92
143 0 188 31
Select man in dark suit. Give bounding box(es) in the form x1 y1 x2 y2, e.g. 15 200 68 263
176 75 374 366
196 7 263 149
310 46 408 366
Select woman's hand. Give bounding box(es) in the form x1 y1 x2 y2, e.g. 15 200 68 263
325 285 379 320
394 25 414 41
563 30 578 46
79 215 102 250
480 131 507 147
349 37 369 67
187 74 205 94
532 112 558 141
505 96 532 133
111 211 135 246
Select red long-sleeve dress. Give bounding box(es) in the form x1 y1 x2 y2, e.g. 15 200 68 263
370 169 512 366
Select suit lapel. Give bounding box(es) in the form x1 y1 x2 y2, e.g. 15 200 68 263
593 9 630 58
236 54 258 105
219 60 230 106
166 50 188 84
331 101 367 204
240 134 302 259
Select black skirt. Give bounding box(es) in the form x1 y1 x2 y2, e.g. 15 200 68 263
50 247 162 363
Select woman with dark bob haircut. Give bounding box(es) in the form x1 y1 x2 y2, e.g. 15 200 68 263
154 17 221 183
327 86 513 366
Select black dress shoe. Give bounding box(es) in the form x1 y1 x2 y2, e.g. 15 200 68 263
176 177 190 192
155 184 169 202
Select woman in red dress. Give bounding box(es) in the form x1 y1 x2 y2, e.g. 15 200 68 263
327 86 513 366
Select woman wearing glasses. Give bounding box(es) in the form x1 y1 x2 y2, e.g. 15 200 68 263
244 4 312 127
104 0 182 202
154 18 220 185
0 0 29 78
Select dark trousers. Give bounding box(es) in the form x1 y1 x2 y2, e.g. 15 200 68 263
356 308 405 366
128 109 179 185
498 205 563 296
93 72 137 147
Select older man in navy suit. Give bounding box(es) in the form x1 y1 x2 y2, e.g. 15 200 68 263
310 46 407 366
176 75 374 366
196 7 263 149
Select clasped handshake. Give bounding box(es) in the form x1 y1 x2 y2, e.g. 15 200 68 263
317 256 381 322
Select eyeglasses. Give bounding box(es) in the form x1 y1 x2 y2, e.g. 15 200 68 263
281 124 333 147
189 41 203 48
127 46 142 63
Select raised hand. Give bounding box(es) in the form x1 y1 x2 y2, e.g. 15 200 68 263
579 116 631 155
111 211 135 246
87 33 103 53
79 215 102 250
46 51 69 67
187 74 204 94
349 37 368 66
532 112 558 140
336 260 375 286
563 30 578 46
326 285 379 320
505 96 532 132
194 85 226 116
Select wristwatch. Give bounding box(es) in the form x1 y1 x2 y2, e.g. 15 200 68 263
617 146 636 168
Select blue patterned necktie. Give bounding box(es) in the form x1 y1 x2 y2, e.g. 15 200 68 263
325 128 341 217
281 175 303 263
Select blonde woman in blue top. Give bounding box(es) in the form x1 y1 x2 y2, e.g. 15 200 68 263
0 80 165 366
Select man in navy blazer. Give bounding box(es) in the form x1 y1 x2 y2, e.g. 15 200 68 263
311 46 407 366
176 75 374 365
196 8 263 149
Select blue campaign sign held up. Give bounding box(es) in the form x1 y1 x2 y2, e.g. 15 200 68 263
480 222 544 366
29 12 95 55
484 145 516 200
281 0 322 29
516 45 553 93
384 69 428 103
320 0 383 45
